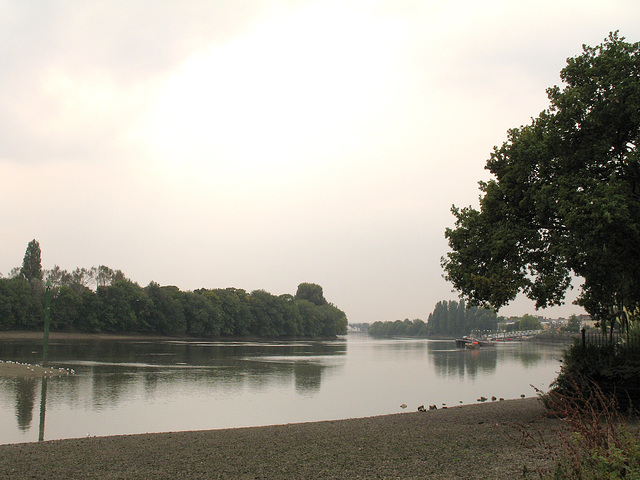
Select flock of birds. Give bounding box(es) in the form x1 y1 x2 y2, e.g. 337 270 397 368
401 394 527 412
0 360 75 376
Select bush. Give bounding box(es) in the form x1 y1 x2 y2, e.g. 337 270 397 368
519 339 640 478
552 340 640 412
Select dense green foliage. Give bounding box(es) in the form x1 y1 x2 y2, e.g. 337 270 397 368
504 313 543 332
19 239 43 284
552 341 640 412
0 259 347 337
367 300 498 337
367 318 428 337
442 33 640 334
0 277 42 330
426 300 498 336
294 282 328 306
19 239 44 298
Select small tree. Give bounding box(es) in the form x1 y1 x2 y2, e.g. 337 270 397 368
563 314 582 333
518 314 541 331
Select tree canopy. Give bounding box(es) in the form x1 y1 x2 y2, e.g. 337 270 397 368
2 242 348 338
367 300 497 337
425 300 498 337
0 274 348 338
368 318 428 337
442 33 640 334
294 283 328 306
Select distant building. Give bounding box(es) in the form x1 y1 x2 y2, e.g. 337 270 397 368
347 323 369 333
577 314 595 328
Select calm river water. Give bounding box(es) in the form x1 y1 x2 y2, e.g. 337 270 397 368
0 333 566 444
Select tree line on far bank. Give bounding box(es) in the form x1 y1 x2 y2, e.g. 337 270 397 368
0 240 348 338
368 300 499 337
366 301 565 338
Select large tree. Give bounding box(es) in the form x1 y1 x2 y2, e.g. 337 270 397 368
442 33 640 334
19 239 43 284
294 283 328 306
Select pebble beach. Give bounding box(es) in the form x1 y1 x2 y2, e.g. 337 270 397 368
0 397 560 480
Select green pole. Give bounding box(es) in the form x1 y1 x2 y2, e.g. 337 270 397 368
43 280 52 367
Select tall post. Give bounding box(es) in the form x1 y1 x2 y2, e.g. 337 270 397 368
42 280 52 367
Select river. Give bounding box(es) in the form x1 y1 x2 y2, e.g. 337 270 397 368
0 333 566 444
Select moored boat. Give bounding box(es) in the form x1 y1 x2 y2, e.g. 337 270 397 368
455 336 495 348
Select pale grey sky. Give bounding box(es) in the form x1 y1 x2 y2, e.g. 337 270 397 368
2 1 639 323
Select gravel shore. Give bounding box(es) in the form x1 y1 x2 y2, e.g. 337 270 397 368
0 398 560 480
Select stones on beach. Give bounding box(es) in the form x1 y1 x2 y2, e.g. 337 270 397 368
406 396 523 412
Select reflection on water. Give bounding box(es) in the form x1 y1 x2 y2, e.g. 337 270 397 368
3 340 346 407
12 377 37 431
294 362 323 394
426 340 557 379
0 335 564 444
428 342 498 379
38 376 48 442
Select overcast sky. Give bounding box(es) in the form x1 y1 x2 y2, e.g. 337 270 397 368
2 1 639 323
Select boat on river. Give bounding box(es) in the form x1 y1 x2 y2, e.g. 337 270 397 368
455 336 496 348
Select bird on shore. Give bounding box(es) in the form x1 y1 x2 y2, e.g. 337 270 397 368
417 405 426 412
400 403 407 409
